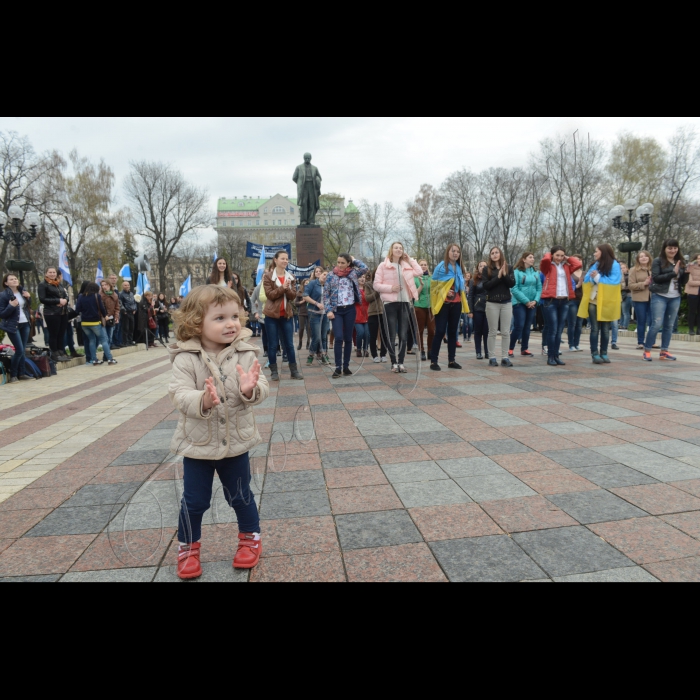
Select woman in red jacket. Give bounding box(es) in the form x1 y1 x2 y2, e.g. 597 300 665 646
355 274 370 358
540 247 583 366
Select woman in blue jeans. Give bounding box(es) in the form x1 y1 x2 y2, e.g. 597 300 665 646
509 252 541 358
304 268 331 366
644 240 689 362
75 283 118 366
629 251 652 350
0 274 34 383
324 255 368 379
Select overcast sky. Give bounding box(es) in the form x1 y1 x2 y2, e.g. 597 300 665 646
2 117 698 217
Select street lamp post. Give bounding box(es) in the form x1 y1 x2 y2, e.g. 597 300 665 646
610 200 654 268
0 206 41 286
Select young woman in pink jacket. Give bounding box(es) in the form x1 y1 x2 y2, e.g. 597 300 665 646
373 243 423 373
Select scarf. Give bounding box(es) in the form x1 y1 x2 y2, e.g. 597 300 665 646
104 290 114 296
333 267 353 278
45 277 60 287
433 262 465 293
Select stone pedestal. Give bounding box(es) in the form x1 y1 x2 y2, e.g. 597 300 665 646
296 225 324 268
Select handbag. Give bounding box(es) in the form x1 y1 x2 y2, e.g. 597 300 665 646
148 316 157 331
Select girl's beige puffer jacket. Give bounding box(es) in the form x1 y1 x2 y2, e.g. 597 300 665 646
168 329 270 460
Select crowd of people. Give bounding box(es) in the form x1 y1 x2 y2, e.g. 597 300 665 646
241 238 698 382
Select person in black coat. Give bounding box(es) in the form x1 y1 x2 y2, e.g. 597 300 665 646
37 266 70 362
74 283 117 366
0 273 34 382
468 262 490 360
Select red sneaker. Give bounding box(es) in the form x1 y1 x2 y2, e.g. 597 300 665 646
234 534 262 570
456 342 463 348
521 350 534 357
660 351 677 361
508 350 515 358
177 543 202 580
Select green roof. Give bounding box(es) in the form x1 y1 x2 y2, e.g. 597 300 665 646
345 201 359 214
218 196 298 213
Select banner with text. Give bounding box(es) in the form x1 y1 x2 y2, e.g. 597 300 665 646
288 261 321 282
246 242 292 259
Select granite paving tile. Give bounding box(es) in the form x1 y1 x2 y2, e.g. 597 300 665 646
381 462 447 484
155 560 249 583
0 509 53 539
335 510 422 551
669 479 700 497
564 433 628 448
364 434 418 449
318 438 369 453
70 528 174 572
409 503 503 542
321 451 378 469
437 457 507 479
26 470 95 492
470 440 532 456
553 567 659 583
430 536 545 582
410 431 465 445
344 543 447 583
259 489 331 521
261 517 339 558
324 465 388 489
590 518 700 565
330 485 403 515
251 552 346 583
548 490 648 524
89 465 160 485
262 471 326 494
110 450 170 467
61 483 143 508
542 449 619 469
610 484 700 515
422 443 480 461
0 540 15 556
26 505 121 538
637 440 700 459
372 446 432 465
660 512 700 540
518 470 600 496
0 487 78 512
393 479 473 509
568 465 659 489
513 526 634 577
490 453 563 475
456 473 536 503
481 496 578 534
61 568 157 583
0 575 62 583
643 557 700 582
0 535 97 577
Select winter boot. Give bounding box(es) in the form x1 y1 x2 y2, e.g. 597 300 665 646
269 364 280 382
290 363 304 380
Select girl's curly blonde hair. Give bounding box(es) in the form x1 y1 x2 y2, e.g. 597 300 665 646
174 285 247 343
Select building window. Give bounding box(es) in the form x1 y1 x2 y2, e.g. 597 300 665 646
290 207 294 214
284 220 287 226
264 221 268 226
278 220 282 226
273 206 285 214
264 208 268 215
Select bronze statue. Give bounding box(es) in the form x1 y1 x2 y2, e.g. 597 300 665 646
293 153 322 226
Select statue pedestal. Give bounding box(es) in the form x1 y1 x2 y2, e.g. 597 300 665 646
296 225 324 268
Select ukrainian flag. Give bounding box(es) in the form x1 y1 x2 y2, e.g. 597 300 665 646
578 283 622 323
431 280 470 315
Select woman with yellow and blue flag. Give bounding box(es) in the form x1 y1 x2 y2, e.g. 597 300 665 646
430 243 470 371
578 244 622 365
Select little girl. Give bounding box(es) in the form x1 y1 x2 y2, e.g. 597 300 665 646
170 285 270 580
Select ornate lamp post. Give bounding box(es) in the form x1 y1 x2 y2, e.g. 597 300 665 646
610 200 654 267
0 206 41 286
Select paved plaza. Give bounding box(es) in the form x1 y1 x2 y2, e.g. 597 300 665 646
1 334 700 582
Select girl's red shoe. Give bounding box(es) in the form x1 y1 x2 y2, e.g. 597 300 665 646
234 534 262 570
177 543 203 580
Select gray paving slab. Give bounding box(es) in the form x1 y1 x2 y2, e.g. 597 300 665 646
429 387 467 397
430 536 546 582
60 568 157 583
111 450 170 467
571 403 642 419
350 409 389 419
62 483 143 508
466 409 529 428
155 561 249 583
393 480 473 508
358 424 406 437
513 526 634 577
366 390 405 402
543 449 619 469
553 567 660 583
322 451 377 469
254 414 275 424
262 471 326 494
128 430 175 452
259 489 331 520
0 575 62 583
547 490 648 524
157 421 180 431
456 474 537 503
108 499 180 532
310 404 347 413
336 510 422 551
276 395 309 407
682 436 700 447
592 445 700 482
539 422 598 436
383 407 427 417
578 419 636 432
569 465 659 489
381 462 447 484
438 457 506 479
27 505 121 537
637 440 700 459
411 431 464 445
470 440 532 456
364 434 418 449
411 399 446 406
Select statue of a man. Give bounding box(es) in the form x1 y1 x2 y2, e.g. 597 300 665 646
293 153 322 226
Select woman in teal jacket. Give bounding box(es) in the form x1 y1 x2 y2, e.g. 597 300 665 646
509 252 542 357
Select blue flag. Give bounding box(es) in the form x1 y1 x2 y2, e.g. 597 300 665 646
180 276 192 298
136 273 150 296
95 260 104 285
59 233 72 286
119 264 132 281
256 246 266 285
213 251 219 263
136 273 144 296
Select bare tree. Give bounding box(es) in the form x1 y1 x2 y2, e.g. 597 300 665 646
41 149 116 285
319 193 364 265
359 200 403 267
0 131 62 274
125 161 210 292
406 184 447 266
